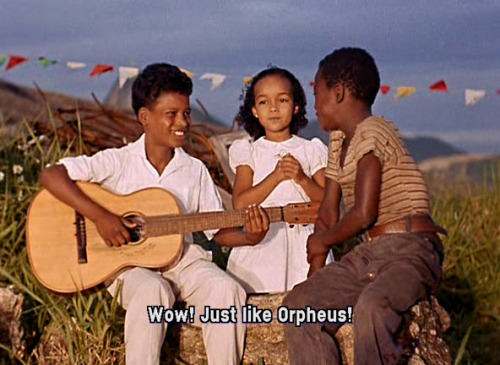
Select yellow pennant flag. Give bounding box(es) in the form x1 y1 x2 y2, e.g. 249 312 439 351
180 68 195 78
395 86 416 100
243 77 253 85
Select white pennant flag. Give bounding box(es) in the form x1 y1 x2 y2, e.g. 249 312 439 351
119 66 140 88
66 61 87 70
465 89 486 106
200 73 227 90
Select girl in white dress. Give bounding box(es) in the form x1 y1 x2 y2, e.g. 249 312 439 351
227 67 333 293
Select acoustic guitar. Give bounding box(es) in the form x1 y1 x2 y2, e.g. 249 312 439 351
26 182 319 293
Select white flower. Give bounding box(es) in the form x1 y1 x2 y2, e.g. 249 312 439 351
17 190 23 201
12 165 23 175
0 171 4 182
17 175 24 184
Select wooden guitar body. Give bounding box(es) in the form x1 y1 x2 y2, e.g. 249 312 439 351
26 183 184 293
26 182 319 294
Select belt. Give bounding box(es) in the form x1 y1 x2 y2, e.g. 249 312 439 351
366 214 447 241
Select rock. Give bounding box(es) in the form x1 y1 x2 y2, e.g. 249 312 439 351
169 294 451 365
335 296 452 365
0 286 26 359
167 293 288 365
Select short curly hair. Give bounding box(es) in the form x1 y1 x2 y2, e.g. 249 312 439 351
237 67 308 139
318 47 380 106
131 63 193 116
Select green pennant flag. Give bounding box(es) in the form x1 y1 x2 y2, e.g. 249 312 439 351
39 57 57 68
0 55 7 67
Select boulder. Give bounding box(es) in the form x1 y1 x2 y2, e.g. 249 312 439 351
0 286 26 359
168 294 451 365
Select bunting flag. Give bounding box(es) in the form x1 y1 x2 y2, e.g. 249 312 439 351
465 89 486 106
180 68 195 78
6 55 28 71
395 86 416 100
67 61 87 70
0 50 498 108
200 73 226 90
90 64 114 77
118 66 139 88
429 80 448 92
39 57 57 68
380 85 391 95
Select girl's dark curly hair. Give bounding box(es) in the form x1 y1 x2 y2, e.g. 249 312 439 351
131 63 193 116
237 67 308 139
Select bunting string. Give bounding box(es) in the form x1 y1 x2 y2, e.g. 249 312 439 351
1 52 498 107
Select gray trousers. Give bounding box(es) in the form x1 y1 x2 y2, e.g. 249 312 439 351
283 233 443 365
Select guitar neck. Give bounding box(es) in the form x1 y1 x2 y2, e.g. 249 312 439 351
145 206 285 237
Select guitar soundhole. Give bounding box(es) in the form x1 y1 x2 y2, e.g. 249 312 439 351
123 213 146 244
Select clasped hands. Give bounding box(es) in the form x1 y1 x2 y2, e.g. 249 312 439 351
273 153 306 184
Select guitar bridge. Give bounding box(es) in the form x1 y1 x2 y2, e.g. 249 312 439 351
75 211 87 264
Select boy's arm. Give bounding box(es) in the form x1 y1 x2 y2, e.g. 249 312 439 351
231 165 283 209
39 165 133 247
213 205 270 247
307 152 382 268
314 177 341 233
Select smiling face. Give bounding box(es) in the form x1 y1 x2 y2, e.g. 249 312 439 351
138 91 191 149
251 74 298 141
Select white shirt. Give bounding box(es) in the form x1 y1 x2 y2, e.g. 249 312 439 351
226 135 331 293
59 134 224 267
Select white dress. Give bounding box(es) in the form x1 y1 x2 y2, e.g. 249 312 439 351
226 135 333 293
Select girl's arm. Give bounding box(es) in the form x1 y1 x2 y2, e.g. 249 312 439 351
39 165 134 247
307 152 382 267
231 165 284 210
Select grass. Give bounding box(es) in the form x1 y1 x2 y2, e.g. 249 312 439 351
431 168 500 364
0 125 499 364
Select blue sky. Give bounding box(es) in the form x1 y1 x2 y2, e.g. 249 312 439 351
2 0 499 153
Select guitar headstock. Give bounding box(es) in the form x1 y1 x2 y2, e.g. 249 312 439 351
282 202 320 225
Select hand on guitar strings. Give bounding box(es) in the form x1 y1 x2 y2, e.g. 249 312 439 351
94 210 137 247
243 204 270 246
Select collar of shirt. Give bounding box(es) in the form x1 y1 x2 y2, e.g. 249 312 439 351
127 134 191 178
254 135 303 151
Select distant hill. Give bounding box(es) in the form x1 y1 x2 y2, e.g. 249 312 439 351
0 79 98 138
419 154 500 187
299 120 463 163
0 79 230 139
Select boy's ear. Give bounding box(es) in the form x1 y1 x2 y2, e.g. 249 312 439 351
138 107 149 128
332 83 345 104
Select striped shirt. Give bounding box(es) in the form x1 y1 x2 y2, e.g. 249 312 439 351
325 116 430 226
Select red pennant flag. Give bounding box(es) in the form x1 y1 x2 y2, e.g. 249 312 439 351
6 55 28 71
90 64 114 77
496 90 500 96
309 81 315 88
380 85 391 95
429 80 448 92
